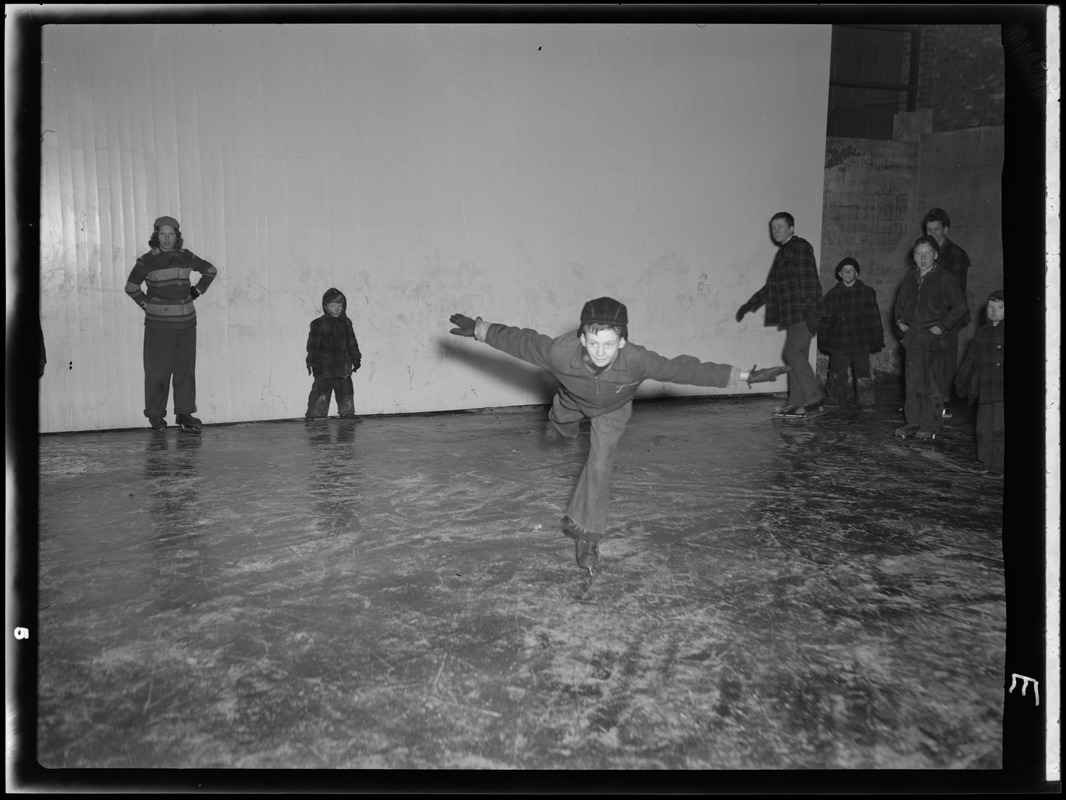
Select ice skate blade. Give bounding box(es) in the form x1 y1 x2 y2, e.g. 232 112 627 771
783 409 826 421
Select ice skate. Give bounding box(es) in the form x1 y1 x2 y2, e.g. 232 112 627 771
148 417 167 434
894 422 920 439
783 401 826 421
576 537 599 576
176 413 202 434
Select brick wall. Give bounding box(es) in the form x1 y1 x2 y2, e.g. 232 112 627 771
916 26 938 110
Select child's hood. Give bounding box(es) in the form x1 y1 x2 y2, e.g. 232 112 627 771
322 287 348 315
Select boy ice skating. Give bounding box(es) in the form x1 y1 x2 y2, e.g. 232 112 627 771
954 290 1005 478
449 297 788 574
820 257 884 410
305 288 362 420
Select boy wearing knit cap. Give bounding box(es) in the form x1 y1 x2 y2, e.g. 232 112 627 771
305 288 362 420
125 215 218 434
819 257 885 410
449 297 788 574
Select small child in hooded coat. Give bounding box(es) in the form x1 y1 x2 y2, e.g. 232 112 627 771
954 290 1005 477
819 256 885 409
305 288 362 419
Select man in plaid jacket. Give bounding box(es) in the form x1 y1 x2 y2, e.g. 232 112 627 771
736 212 826 417
819 257 885 409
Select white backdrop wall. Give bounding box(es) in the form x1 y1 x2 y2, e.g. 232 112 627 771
39 24 831 433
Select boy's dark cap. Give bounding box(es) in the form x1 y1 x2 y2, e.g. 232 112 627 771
154 215 180 230
835 257 860 278
580 297 628 327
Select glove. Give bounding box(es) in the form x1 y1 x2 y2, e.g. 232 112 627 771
806 317 822 334
189 286 201 300
735 303 754 323
871 341 885 353
449 314 477 337
746 364 790 386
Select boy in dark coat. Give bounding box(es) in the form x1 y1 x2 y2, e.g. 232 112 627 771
449 297 788 574
954 290 1004 478
893 236 967 439
923 207 972 415
305 288 362 420
820 257 885 410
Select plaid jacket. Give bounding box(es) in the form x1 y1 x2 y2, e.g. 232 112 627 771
939 239 972 328
746 235 826 329
955 321 1004 404
820 280 884 354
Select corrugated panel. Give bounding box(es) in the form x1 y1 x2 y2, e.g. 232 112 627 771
39 23 830 432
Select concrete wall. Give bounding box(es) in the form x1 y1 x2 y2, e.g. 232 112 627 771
820 137 920 375
37 24 832 433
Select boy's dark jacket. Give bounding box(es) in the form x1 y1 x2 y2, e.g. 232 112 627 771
479 324 741 417
955 320 1004 404
893 265 967 344
820 279 884 354
306 288 362 377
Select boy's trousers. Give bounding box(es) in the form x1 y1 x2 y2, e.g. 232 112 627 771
143 326 197 418
306 375 355 418
548 394 633 538
902 339 947 433
826 351 875 407
976 401 1005 471
940 324 968 401
783 322 823 408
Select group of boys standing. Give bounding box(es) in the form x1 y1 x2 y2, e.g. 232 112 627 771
742 206 1002 478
